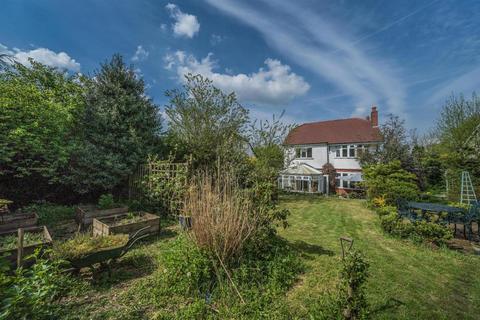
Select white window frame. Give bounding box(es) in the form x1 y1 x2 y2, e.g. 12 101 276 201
335 172 362 189
333 144 368 159
295 147 313 159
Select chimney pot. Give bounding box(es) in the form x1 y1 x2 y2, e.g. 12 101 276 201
370 105 378 127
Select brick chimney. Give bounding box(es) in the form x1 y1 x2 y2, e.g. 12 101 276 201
370 106 378 127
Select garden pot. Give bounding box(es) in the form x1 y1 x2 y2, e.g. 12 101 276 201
178 215 192 230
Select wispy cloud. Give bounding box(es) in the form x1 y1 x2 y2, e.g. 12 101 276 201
0 43 80 71
427 65 480 106
164 50 310 106
204 0 407 116
166 3 200 38
131 45 149 62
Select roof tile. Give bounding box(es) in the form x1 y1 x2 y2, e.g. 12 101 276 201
285 118 382 145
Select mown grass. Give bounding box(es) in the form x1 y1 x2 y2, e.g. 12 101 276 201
55 196 480 319
279 194 480 319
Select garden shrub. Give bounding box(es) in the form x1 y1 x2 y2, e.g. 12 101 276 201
338 249 370 320
0 250 77 320
375 205 397 217
412 221 453 244
97 193 116 209
363 161 419 206
379 212 453 245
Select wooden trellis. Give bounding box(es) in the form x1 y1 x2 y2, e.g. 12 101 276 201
128 159 189 213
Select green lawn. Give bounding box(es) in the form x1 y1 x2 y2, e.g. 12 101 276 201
58 196 480 319
279 195 480 319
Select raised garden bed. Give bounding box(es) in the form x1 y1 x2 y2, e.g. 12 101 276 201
75 205 129 227
93 211 160 237
0 226 52 268
0 212 38 233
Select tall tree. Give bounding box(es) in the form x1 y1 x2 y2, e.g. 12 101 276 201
165 74 249 170
434 93 480 196
359 113 413 169
68 54 161 194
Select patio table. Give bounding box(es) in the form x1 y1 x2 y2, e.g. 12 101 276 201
406 202 464 214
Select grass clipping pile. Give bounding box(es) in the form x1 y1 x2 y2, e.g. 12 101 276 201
54 233 128 260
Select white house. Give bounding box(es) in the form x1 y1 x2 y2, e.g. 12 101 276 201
279 106 382 194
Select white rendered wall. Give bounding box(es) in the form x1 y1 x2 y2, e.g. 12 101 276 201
285 144 328 169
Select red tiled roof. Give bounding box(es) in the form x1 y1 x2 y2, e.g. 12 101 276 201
284 118 382 145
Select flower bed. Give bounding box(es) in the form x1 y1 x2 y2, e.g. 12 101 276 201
92 211 160 237
0 226 52 268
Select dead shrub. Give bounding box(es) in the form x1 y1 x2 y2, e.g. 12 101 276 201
184 172 257 264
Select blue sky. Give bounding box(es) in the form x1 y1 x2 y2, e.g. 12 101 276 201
1 0 479 131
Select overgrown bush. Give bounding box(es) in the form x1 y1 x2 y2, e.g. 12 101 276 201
0 250 77 320
379 211 453 245
363 161 419 206
120 233 303 319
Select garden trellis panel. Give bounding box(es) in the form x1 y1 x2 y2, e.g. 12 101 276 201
128 159 189 213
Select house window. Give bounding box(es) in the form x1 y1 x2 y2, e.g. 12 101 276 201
335 172 362 189
296 147 312 159
349 145 355 157
335 144 369 159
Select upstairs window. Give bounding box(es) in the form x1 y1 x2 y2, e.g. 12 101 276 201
334 144 368 159
295 147 312 159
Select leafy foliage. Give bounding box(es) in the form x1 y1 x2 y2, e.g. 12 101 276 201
0 61 85 203
359 114 413 170
97 193 116 210
378 210 453 245
24 203 74 228
120 233 302 319
140 156 188 215
363 161 419 206
165 74 249 170
0 250 76 320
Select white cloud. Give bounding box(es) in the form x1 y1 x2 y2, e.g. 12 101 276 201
165 3 200 38
0 43 80 71
164 50 310 105
205 0 407 117
131 45 149 62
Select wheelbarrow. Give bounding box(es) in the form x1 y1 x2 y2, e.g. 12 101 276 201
66 226 150 274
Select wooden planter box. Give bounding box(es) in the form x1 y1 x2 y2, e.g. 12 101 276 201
0 212 38 233
75 205 129 226
0 226 52 268
93 212 160 237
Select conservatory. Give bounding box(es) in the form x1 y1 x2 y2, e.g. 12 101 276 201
278 163 328 194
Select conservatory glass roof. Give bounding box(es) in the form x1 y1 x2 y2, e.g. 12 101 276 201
280 163 322 175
